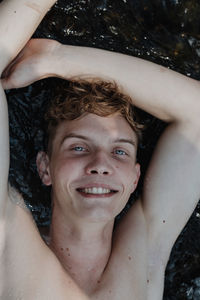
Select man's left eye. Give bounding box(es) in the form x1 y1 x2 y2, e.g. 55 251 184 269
114 149 127 156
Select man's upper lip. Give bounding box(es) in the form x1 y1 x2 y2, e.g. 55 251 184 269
76 183 119 191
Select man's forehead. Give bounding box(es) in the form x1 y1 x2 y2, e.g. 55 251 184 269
57 113 137 142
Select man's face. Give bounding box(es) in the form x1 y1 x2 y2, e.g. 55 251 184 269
38 113 140 222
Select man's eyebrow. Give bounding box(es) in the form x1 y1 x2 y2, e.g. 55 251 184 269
113 138 137 147
61 133 90 145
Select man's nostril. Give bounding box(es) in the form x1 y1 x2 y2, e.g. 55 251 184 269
91 170 98 174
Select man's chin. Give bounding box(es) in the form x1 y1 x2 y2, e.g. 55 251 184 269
72 196 120 222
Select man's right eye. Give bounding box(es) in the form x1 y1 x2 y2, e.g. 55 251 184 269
70 146 89 152
73 146 85 151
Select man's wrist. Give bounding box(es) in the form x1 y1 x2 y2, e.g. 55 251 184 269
48 45 104 80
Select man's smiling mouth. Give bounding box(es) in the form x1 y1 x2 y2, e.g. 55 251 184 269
76 186 118 197
78 187 117 194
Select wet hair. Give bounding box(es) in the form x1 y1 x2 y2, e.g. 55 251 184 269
44 79 144 154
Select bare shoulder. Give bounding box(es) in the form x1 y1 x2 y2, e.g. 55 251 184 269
1 185 48 297
1 185 88 300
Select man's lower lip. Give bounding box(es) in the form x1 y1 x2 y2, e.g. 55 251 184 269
77 191 117 198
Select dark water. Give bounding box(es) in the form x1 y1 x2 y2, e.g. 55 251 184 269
4 0 200 299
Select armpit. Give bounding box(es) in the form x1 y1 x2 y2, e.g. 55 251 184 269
8 184 28 212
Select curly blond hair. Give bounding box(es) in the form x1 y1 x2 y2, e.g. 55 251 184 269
45 79 144 153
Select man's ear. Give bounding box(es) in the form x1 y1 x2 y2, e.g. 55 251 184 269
135 163 141 184
36 151 52 186
131 163 141 193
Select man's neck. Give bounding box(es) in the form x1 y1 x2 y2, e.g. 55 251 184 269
48 207 114 294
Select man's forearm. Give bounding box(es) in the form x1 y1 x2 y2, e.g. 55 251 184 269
47 44 200 123
0 0 56 73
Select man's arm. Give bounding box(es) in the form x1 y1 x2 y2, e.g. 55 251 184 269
0 1 56 214
0 86 9 216
4 40 200 122
53 45 200 123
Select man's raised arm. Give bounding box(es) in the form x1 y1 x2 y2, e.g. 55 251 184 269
4 39 200 123
0 1 56 214
5 40 200 122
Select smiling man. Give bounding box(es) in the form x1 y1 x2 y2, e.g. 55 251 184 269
37 84 142 293
1 1 200 300
43 111 139 222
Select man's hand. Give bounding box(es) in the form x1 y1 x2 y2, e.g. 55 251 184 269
2 38 60 89
0 0 57 73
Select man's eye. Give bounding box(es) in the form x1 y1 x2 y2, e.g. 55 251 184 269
114 149 127 156
73 146 85 152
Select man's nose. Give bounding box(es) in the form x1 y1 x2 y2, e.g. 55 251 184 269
85 151 113 175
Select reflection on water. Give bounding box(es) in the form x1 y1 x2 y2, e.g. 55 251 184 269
4 0 200 299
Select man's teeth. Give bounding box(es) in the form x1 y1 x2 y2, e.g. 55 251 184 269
80 187 112 194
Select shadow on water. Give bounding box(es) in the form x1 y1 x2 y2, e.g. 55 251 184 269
3 0 200 299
